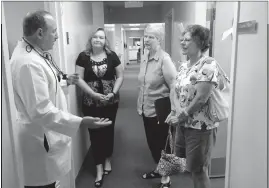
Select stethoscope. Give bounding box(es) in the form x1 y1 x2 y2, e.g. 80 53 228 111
22 37 67 94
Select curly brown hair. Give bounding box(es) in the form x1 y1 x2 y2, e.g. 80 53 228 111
182 25 211 53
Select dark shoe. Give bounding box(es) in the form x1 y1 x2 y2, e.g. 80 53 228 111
94 175 104 187
104 169 112 175
159 181 171 188
142 170 161 179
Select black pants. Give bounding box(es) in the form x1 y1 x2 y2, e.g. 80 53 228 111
25 182 55 188
142 114 170 164
83 103 119 165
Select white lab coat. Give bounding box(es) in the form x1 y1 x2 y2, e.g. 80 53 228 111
10 40 82 186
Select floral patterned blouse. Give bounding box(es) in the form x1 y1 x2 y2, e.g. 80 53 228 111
76 51 121 107
171 56 221 130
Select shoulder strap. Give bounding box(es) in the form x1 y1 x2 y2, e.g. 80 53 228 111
215 62 230 83
197 56 230 83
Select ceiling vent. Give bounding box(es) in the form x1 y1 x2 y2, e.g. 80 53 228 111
124 1 143 8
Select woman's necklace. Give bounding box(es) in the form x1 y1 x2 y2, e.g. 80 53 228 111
91 51 105 62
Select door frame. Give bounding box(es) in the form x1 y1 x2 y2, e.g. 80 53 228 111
163 8 174 55
224 2 240 188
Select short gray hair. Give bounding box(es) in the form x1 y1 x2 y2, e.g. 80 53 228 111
23 10 52 36
144 24 164 43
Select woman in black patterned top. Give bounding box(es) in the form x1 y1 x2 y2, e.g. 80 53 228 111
75 28 124 187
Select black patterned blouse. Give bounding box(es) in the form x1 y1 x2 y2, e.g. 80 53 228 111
76 51 121 107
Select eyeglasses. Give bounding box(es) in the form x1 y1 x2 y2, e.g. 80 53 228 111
179 38 192 43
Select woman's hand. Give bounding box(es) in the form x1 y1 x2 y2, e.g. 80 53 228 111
177 110 189 123
167 115 180 126
104 93 114 102
92 92 106 101
165 110 176 124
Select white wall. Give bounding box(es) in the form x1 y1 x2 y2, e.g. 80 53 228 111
2 52 22 188
105 28 116 51
195 2 207 27
2 3 47 187
92 2 104 28
61 1 93 177
211 2 235 160
228 2 267 188
3 1 45 57
61 1 105 177
161 2 207 67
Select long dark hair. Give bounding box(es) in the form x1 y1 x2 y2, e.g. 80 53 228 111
85 27 112 56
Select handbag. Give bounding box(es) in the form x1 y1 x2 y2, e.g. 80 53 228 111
156 126 187 176
198 56 230 122
207 59 230 122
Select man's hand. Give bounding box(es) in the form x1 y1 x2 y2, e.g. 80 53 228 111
67 73 79 85
81 117 112 129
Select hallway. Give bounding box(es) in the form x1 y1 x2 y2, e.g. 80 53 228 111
75 63 224 188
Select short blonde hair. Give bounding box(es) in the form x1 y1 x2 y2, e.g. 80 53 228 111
144 24 164 44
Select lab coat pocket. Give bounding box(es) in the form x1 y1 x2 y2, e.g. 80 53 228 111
44 129 71 154
44 129 72 175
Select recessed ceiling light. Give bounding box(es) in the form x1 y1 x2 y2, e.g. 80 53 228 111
129 24 140 26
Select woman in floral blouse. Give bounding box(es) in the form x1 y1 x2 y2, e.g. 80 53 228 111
166 25 222 188
75 27 124 187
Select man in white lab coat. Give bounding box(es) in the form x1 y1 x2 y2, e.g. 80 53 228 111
10 10 112 188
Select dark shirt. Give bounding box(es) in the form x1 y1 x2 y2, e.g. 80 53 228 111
76 51 121 107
